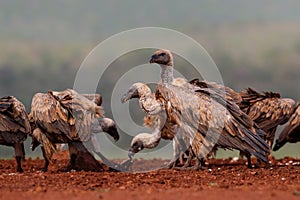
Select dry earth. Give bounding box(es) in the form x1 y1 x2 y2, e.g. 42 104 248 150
0 151 299 200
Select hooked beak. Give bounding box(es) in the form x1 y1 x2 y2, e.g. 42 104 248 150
107 126 120 142
120 89 139 103
30 139 40 151
272 140 284 151
120 94 130 103
128 148 135 160
149 54 158 63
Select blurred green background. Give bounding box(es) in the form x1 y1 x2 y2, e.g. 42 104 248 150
0 0 299 159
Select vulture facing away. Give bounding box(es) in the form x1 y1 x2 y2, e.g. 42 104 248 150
273 101 300 151
124 49 270 168
29 89 119 172
0 96 31 172
239 88 296 148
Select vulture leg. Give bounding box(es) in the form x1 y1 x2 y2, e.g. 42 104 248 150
174 148 193 170
192 157 206 170
167 139 182 169
182 147 193 168
177 152 186 166
246 154 253 169
41 146 50 172
14 142 24 172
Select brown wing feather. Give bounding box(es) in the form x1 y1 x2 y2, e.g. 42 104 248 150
29 93 76 142
156 84 269 162
274 102 300 150
240 88 295 146
247 98 295 131
0 96 30 144
189 79 242 105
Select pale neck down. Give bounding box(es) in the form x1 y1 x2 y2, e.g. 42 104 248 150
145 128 161 148
160 64 174 85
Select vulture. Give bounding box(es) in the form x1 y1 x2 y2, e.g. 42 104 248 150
125 49 270 168
273 101 300 151
122 78 244 169
0 96 31 172
121 81 190 168
239 88 296 148
29 89 119 172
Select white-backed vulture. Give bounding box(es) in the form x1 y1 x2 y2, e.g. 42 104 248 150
121 82 189 168
0 96 31 172
126 49 270 168
122 78 244 169
273 101 300 151
239 88 296 148
29 89 119 172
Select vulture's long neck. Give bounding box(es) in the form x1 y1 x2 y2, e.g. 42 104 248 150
145 128 161 149
160 64 174 85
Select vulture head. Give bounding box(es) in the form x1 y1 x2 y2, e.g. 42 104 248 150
149 49 173 66
272 139 285 151
121 82 152 103
128 129 161 159
92 117 120 141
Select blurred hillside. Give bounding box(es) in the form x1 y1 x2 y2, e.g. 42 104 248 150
0 0 299 159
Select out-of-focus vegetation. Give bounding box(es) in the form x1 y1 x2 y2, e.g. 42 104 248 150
0 0 299 159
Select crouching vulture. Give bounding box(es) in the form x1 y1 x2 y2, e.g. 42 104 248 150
123 49 270 169
0 96 31 172
29 89 119 172
273 101 300 151
239 88 295 148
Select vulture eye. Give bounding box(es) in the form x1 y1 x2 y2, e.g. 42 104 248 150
159 53 166 57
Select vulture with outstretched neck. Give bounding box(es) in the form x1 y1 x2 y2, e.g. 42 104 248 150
239 88 295 148
126 49 270 168
29 89 119 172
0 96 31 172
273 101 300 151
121 81 191 168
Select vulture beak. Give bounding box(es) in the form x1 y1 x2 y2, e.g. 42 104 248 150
120 89 139 103
120 93 130 103
107 126 120 142
30 138 40 151
149 54 158 63
92 118 120 142
128 148 135 160
272 140 283 151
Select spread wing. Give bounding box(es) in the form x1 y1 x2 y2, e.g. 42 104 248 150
273 102 300 151
156 84 269 162
0 96 30 143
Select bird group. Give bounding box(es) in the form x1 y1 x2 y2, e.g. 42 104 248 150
121 49 300 170
0 89 120 172
0 49 299 173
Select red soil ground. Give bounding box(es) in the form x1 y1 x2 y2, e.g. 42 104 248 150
0 151 299 200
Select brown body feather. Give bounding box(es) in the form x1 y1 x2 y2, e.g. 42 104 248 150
29 89 116 172
0 96 31 172
156 83 270 163
239 88 295 147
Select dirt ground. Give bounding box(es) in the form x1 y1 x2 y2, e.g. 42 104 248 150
0 151 299 200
